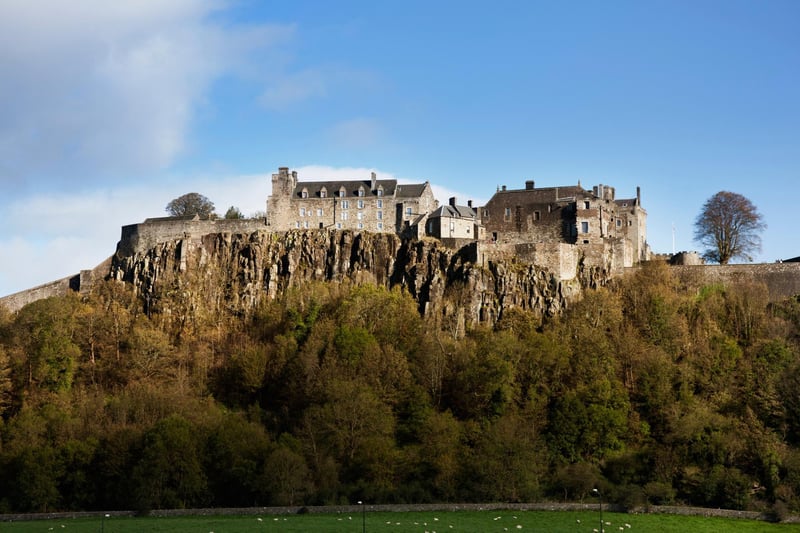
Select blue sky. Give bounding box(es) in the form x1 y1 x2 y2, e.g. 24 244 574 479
1 0 799 296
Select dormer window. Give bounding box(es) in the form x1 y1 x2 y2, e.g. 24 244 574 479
358 187 365 197
320 187 327 198
377 187 383 197
301 188 308 199
339 187 346 198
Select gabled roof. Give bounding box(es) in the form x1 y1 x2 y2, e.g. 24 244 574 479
395 182 430 198
429 204 477 219
293 179 397 198
487 185 588 205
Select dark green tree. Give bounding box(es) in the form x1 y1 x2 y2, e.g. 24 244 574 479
165 192 216 218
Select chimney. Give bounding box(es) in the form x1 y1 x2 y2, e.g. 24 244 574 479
637 186 641 206
467 200 473 208
501 185 507 192
371 171 377 191
525 180 535 190
449 196 457 207
279 166 289 176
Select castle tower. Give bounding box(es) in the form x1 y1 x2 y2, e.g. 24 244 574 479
267 167 298 227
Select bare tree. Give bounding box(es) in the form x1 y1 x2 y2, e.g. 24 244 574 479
165 193 216 218
693 191 765 264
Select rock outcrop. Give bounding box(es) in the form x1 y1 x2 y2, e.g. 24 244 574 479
110 230 591 332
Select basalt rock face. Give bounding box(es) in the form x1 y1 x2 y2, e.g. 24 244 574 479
110 230 590 332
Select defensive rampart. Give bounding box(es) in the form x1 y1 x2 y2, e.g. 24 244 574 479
659 262 800 302
118 217 268 256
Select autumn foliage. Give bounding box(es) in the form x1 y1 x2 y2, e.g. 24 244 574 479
0 264 799 514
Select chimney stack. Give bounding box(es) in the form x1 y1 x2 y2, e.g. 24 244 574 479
467 200 473 208
449 197 457 207
525 180 535 190
371 171 377 191
501 185 507 192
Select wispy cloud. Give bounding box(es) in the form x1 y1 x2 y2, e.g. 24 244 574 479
326 117 383 149
0 0 290 191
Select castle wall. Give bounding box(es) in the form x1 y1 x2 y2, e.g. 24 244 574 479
634 262 800 302
477 241 578 281
118 218 268 256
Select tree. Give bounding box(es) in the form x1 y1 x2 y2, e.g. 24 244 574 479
224 206 244 219
165 192 215 218
693 191 765 264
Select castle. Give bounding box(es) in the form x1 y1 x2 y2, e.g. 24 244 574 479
1 166 661 311
266 167 438 238
266 168 649 278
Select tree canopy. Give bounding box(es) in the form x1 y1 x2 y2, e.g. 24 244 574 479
165 193 216 218
1 270 800 513
693 191 765 264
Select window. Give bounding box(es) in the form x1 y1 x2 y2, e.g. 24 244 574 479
294 221 300 228
357 199 364 209
377 222 383 230
339 187 346 197
341 200 349 209
301 188 308 199
320 188 327 198
303 220 309 228
317 208 324 217
357 222 363 229
377 211 383 220
504 207 511 217
357 212 363 220
358 187 365 197
581 221 589 233
616 219 622 228
299 208 306 217
377 187 383 197
377 199 383 208
405 206 412 216
336 222 342 229
584 201 590 209
534 211 540 221
341 212 348 221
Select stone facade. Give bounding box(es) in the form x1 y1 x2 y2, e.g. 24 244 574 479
480 180 649 275
266 167 438 237
425 197 485 241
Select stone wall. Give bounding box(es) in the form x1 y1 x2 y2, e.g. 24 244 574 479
0 256 113 313
668 262 800 301
118 218 268 256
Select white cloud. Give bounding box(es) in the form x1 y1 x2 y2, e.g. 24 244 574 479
0 0 291 189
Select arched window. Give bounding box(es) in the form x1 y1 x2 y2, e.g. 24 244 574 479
358 186 365 197
377 186 383 197
301 188 308 199
320 187 327 198
339 187 346 198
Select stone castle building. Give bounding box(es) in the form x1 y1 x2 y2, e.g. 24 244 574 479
481 180 649 270
267 167 438 237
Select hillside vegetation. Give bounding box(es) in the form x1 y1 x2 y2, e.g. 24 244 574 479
1 261 799 516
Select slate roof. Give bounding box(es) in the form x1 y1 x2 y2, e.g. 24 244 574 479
429 204 478 219
292 179 398 198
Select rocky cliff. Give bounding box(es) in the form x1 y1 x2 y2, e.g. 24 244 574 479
110 230 590 332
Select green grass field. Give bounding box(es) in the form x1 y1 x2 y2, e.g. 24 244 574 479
2 510 800 533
